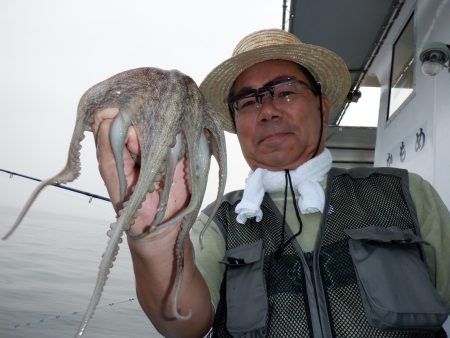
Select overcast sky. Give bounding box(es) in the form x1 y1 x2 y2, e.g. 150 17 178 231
0 1 284 215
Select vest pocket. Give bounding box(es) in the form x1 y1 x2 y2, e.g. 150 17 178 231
221 239 268 337
344 226 448 331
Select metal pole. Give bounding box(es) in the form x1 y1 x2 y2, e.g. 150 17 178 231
282 0 288 30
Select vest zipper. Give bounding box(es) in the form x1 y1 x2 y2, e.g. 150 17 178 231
304 252 314 273
299 250 326 337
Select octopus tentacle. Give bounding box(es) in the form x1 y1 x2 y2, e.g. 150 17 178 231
171 130 211 320
155 129 216 231
2 121 86 240
75 130 169 336
171 213 195 320
76 220 122 337
109 110 133 203
199 113 227 248
127 132 185 241
150 132 185 231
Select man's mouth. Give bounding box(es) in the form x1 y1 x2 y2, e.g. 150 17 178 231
257 129 292 145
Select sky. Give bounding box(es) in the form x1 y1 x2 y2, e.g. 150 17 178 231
0 0 283 215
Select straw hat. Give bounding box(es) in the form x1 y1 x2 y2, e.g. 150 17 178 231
200 28 351 133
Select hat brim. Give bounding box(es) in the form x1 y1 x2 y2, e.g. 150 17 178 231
200 43 351 133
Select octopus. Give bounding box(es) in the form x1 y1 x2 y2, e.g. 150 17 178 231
2 67 227 337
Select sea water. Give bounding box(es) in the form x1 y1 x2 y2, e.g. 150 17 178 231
0 176 162 338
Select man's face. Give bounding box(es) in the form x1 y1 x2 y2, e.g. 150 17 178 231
232 60 329 171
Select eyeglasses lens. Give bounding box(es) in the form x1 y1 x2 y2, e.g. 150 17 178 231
233 80 309 114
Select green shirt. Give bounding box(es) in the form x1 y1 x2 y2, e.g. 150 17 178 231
190 173 450 310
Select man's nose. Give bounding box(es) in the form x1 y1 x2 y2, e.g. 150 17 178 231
257 92 280 122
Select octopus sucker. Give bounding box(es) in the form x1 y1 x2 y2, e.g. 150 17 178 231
3 67 227 337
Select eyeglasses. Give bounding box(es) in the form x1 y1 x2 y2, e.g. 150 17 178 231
228 77 316 117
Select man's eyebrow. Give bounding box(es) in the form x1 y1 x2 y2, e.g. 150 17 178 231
233 75 296 97
234 86 257 98
263 75 295 87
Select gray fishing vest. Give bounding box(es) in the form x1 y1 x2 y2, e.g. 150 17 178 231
205 168 448 338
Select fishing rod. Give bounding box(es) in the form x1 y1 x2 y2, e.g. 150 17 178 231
0 168 111 203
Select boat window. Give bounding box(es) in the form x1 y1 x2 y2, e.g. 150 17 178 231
340 73 380 127
387 13 415 120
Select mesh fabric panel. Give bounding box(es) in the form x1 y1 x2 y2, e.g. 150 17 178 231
320 172 445 338
210 196 313 337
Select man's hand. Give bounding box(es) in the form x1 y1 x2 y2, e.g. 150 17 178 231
92 108 190 237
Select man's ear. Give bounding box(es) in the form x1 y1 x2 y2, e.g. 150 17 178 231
321 95 330 125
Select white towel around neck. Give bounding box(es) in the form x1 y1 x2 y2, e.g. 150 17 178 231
235 148 332 224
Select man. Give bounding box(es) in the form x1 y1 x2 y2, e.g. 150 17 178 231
94 29 450 337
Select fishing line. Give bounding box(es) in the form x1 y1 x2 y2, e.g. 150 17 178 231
9 297 137 330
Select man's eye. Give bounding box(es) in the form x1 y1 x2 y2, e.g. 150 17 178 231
277 90 295 98
238 97 257 110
